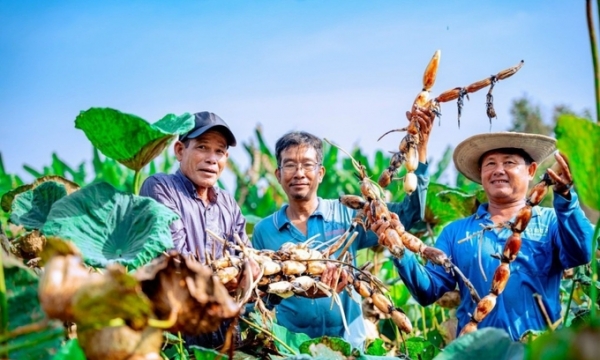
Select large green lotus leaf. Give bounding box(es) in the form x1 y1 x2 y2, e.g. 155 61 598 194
9 181 68 230
433 328 524 360
75 108 194 171
555 115 600 211
2 175 79 213
3 253 64 359
41 182 179 269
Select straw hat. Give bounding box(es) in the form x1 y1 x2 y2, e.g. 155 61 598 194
453 132 556 184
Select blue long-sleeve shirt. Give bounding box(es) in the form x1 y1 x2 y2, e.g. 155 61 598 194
252 163 429 349
395 190 593 340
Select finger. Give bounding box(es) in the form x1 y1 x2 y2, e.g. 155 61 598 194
415 116 431 134
321 263 336 285
546 168 567 186
554 152 573 183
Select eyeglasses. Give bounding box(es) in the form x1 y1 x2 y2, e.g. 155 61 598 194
279 162 321 174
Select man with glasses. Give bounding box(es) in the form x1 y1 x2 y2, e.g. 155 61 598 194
252 109 435 349
372 132 593 340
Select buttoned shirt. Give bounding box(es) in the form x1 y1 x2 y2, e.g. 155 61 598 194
395 190 593 340
252 163 429 348
140 169 249 261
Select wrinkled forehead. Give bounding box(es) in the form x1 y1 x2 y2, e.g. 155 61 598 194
280 144 319 161
191 130 228 147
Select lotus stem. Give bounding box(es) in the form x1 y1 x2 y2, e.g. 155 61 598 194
0 250 8 334
239 317 297 355
133 170 142 195
591 220 600 318
0 325 63 354
563 279 577 326
587 0 600 122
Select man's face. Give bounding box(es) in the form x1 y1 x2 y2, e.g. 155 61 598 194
480 151 537 203
175 130 229 192
276 145 324 202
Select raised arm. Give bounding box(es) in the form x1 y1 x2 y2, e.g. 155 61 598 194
551 190 594 269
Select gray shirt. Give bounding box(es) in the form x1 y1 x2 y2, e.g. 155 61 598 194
140 169 249 261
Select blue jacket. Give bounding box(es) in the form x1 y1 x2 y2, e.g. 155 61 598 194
395 190 593 340
252 163 429 349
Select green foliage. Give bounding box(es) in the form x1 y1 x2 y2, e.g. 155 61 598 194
508 96 553 136
41 182 179 269
555 115 600 211
52 339 86 360
365 338 387 356
75 108 194 172
434 328 524 360
271 320 312 355
400 337 438 360
2 254 64 359
526 320 600 360
9 182 68 230
299 336 352 357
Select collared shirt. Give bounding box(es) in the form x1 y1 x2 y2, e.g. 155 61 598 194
251 163 429 348
140 169 249 261
395 190 593 340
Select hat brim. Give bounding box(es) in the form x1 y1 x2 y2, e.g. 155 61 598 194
453 132 556 184
180 124 237 147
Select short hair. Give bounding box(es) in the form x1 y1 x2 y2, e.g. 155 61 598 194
275 131 323 166
478 147 535 167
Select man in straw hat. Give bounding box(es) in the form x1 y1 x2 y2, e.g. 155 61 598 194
373 131 594 340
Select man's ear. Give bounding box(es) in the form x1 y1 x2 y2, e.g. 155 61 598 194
174 141 185 161
319 165 326 183
528 162 538 180
275 168 281 182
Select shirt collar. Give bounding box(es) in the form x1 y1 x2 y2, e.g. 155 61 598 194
274 198 327 231
175 169 220 202
474 202 542 220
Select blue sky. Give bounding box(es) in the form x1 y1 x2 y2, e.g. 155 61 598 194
0 1 595 188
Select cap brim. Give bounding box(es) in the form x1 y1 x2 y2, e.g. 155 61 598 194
453 132 556 184
180 124 237 147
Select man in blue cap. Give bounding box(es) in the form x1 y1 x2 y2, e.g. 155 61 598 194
141 111 247 348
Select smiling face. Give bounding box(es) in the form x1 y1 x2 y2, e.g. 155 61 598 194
174 130 228 199
276 145 325 203
479 151 537 204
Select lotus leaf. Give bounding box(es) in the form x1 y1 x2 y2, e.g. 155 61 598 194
9 181 68 230
433 328 524 360
41 182 178 269
75 107 194 171
1 175 79 213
